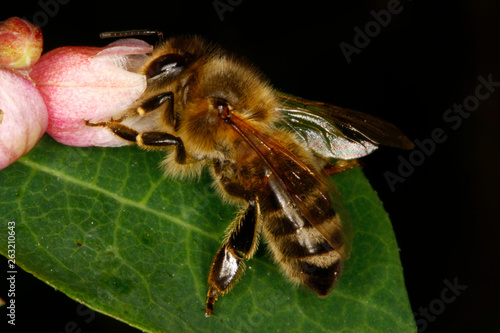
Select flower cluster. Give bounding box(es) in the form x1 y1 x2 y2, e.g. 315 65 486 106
0 17 153 169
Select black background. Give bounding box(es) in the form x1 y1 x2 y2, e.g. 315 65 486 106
2 0 499 332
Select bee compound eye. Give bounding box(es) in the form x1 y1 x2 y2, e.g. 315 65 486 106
146 53 186 79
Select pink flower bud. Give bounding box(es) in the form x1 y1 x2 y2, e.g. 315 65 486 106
30 39 153 147
0 17 43 69
0 68 48 170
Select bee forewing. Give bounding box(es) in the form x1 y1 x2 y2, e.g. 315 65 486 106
279 107 378 160
326 178 353 259
277 94 414 157
228 113 352 258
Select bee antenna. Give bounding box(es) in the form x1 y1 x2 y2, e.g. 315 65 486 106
100 30 164 44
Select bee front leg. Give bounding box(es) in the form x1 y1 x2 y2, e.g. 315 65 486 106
85 121 140 143
138 132 188 164
87 119 189 164
205 199 260 317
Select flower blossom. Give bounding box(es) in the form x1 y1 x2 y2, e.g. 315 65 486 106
0 69 48 169
0 17 46 170
30 38 153 147
0 17 43 70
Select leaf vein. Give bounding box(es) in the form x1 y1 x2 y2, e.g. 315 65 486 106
19 158 219 241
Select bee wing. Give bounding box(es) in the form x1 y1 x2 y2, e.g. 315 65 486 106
228 114 352 259
277 94 414 160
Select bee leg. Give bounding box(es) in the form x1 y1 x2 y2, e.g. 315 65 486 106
136 92 182 131
205 200 260 317
138 132 188 164
86 118 190 164
85 120 140 143
324 159 360 175
137 92 172 115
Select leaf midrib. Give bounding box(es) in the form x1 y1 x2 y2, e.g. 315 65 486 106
18 157 219 241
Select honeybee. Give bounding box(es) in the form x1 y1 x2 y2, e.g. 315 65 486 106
89 31 414 317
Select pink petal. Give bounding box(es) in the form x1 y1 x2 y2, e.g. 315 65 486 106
0 68 48 169
30 40 152 147
97 38 153 56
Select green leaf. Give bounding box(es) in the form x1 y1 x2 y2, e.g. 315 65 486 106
0 135 416 332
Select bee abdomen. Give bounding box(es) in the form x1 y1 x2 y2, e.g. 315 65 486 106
291 259 343 296
263 213 344 296
275 228 334 258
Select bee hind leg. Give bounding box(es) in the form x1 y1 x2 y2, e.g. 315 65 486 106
205 200 260 317
324 159 360 175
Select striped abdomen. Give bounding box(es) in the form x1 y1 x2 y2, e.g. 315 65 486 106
260 174 345 296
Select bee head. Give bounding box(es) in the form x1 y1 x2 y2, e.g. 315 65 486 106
178 55 280 153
